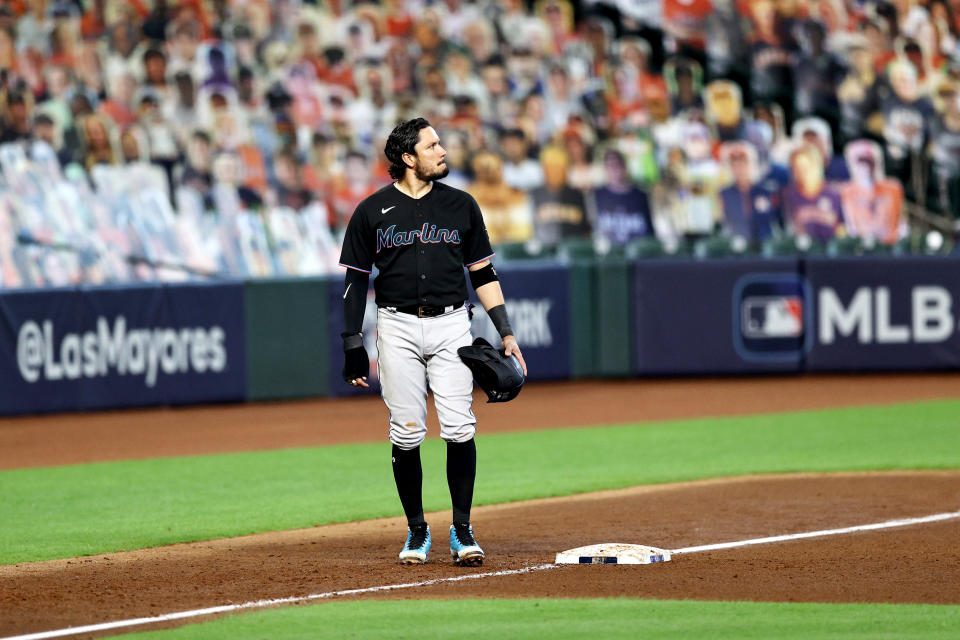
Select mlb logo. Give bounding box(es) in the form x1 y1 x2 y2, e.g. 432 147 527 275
742 296 804 338
733 274 812 362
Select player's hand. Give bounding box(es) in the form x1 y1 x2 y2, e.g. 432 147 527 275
342 335 370 387
502 335 527 376
343 346 370 388
349 376 369 388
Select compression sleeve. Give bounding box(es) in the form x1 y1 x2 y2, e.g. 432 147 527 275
342 268 370 336
487 304 514 339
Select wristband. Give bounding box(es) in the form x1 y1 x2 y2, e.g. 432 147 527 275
487 304 513 339
342 332 364 350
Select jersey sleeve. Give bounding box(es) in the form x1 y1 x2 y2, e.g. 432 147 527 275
462 196 495 267
338 203 373 273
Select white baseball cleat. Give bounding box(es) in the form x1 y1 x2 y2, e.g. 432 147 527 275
449 523 484 566
398 524 431 564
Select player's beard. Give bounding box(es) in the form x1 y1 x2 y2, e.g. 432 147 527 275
414 158 449 182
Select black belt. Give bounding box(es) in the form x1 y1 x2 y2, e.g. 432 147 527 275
392 301 464 317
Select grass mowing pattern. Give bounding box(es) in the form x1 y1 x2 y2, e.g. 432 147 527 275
2 399 959 564
118 599 960 640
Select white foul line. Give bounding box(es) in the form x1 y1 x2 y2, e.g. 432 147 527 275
669 510 960 555
5 509 959 640
1 564 556 640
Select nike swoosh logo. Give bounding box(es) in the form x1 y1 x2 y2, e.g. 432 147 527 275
343 283 352 300
381 206 396 214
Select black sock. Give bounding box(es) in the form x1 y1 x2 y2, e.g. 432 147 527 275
392 444 425 527
446 438 476 525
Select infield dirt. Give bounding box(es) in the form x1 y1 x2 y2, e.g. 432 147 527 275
2 375 960 638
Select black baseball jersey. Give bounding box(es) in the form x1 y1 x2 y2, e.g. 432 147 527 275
339 181 495 307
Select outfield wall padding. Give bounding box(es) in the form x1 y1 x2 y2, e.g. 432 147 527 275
3 256 959 415
594 256 633 377
245 277 330 400
567 260 595 378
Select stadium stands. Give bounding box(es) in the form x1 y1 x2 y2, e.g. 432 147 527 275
1 0 959 289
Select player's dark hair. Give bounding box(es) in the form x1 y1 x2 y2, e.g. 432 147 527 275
385 117 431 180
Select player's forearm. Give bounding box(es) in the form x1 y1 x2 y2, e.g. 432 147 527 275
475 282 514 339
468 261 514 338
474 281 505 312
342 269 369 336
468 261 503 310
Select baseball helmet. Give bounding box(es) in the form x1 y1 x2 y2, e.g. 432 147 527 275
457 337 525 403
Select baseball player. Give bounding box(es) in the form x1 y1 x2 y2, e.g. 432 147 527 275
338 118 527 566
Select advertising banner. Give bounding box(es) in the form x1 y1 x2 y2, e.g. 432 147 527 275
805 257 960 370
471 262 571 381
0 282 246 414
633 259 805 375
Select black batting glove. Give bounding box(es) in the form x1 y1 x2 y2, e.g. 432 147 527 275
342 333 369 383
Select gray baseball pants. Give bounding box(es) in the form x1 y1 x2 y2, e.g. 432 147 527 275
376 306 476 449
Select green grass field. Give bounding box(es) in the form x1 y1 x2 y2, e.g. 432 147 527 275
2 399 960 565
3 398 959 638
121 599 960 640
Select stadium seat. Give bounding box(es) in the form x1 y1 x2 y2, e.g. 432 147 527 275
495 241 556 261
804 239 828 256
693 235 735 259
625 236 665 259
596 244 627 261
862 239 893 256
761 236 799 258
890 236 914 256
663 237 695 257
557 238 596 262
826 236 861 257
495 242 531 261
